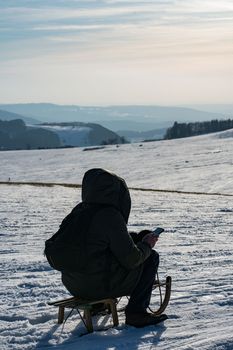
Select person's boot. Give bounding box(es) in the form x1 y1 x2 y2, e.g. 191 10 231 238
125 311 168 328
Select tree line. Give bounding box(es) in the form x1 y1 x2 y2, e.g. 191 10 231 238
0 119 61 150
164 119 233 139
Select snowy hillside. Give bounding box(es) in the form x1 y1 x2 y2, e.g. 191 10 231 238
0 130 233 349
0 129 232 194
216 129 233 139
37 124 91 147
30 122 123 147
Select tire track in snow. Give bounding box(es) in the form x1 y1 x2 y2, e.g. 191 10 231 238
0 181 233 197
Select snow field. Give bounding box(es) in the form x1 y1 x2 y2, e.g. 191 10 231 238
0 131 233 195
0 184 232 350
0 130 232 349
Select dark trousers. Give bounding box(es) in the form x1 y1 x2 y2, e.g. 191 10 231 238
125 250 159 313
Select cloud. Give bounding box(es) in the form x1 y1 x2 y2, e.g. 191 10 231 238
0 0 232 104
1 1 232 43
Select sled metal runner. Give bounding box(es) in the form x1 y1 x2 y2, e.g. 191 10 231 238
48 274 172 333
150 275 172 315
117 274 172 316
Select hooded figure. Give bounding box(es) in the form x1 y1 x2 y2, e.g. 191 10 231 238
61 168 152 299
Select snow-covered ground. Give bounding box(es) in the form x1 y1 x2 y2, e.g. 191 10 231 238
0 130 233 349
0 130 232 194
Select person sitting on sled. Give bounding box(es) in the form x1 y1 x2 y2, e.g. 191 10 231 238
61 168 168 327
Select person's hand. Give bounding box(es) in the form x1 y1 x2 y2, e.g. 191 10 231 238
142 233 158 248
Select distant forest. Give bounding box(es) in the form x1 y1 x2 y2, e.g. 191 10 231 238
164 119 233 139
0 119 61 150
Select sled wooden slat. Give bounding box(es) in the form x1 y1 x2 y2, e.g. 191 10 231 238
48 297 119 333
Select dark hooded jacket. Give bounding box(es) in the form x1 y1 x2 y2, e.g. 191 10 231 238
61 168 152 299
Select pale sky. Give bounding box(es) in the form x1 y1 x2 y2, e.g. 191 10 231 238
0 0 233 105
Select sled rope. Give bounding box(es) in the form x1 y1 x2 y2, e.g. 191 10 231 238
58 307 75 344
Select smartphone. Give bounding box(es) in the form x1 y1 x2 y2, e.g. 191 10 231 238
151 227 164 237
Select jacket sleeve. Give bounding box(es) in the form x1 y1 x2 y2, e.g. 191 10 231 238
100 208 152 270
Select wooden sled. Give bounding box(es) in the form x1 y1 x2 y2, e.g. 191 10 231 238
48 297 118 333
48 274 171 333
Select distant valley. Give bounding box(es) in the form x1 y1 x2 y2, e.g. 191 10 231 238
0 103 231 148
0 103 226 132
0 116 124 151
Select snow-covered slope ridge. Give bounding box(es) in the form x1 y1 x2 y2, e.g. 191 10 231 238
0 130 232 194
214 128 233 139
